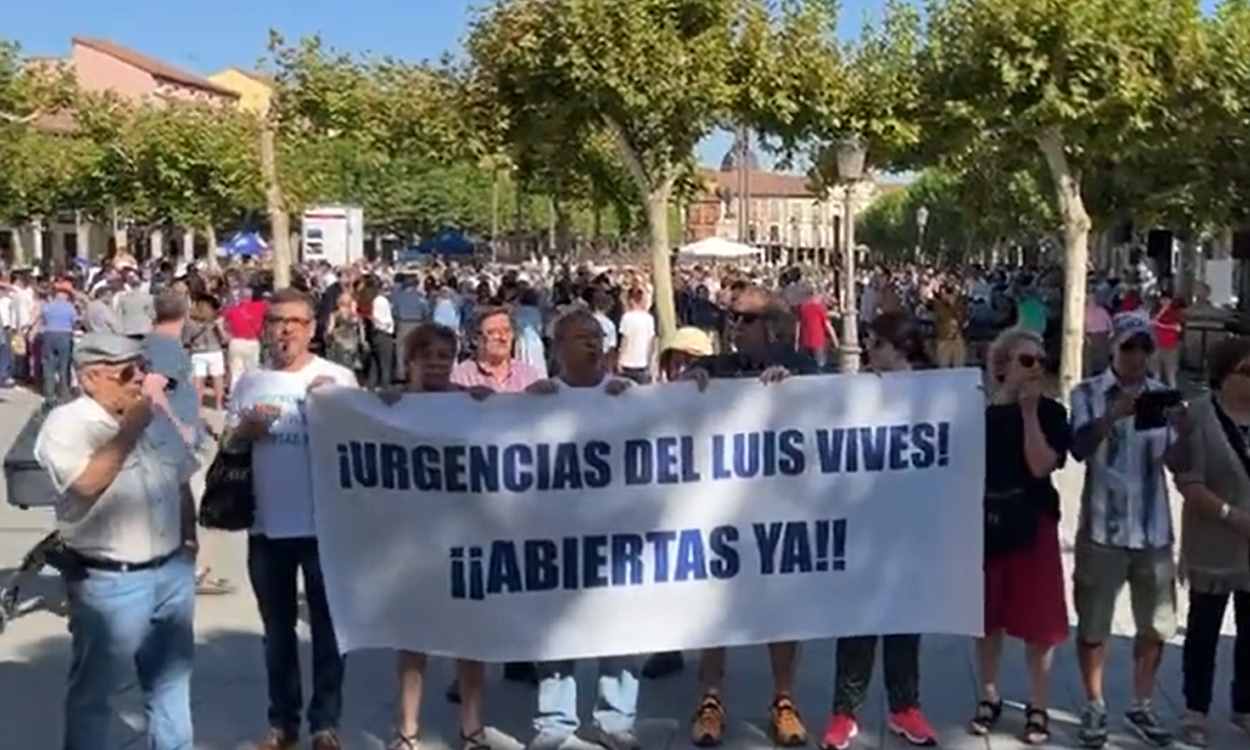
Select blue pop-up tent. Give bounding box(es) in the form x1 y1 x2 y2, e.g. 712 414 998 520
223 232 268 257
412 230 474 256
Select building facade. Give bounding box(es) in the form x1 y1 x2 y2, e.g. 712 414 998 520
207 67 273 116
1 37 239 268
685 144 878 264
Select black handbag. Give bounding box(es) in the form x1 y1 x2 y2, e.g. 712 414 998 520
197 447 255 531
984 487 1040 558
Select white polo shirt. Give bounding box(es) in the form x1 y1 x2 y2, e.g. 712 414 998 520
35 396 197 563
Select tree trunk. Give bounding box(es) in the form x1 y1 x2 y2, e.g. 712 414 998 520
44 219 65 273
261 123 292 290
205 225 219 272
150 228 164 261
111 204 127 256
553 198 573 258
11 226 26 267
491 171 501 263
181 228 195 265
646 183 678 345
32 220 47 271
1173 230 1197 304
75 210 90 263
1038 128 1092 403
546 197 558 255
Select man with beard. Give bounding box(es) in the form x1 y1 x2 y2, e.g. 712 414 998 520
227 288 358 750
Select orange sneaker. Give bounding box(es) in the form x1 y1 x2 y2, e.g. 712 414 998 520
771 695 809 747
888 708 938 747
821 714 859 750
691 693 726 747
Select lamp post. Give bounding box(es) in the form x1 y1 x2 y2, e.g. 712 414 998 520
916 205 929 263
836 137 867 373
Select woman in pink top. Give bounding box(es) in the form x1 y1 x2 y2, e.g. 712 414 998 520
1084 298 1113 377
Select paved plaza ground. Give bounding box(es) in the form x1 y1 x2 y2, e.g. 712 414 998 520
0 385 1244 749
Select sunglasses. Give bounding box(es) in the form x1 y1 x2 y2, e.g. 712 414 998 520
104 361 147 384
1017 353 1044 369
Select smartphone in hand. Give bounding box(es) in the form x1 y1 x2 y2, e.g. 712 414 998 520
1135 389 1183 431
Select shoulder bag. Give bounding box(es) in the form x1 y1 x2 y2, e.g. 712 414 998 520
197 445 255 531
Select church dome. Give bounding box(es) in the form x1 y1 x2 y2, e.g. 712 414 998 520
721 135 760 172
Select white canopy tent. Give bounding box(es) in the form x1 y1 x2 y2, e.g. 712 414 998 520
677 236 765 262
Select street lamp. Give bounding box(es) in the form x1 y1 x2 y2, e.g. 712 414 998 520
916 205 929 262
835 137 867 373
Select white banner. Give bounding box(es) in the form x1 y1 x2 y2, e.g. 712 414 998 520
307 370 986 662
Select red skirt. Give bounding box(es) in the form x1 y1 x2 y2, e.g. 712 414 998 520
984 517 1069 647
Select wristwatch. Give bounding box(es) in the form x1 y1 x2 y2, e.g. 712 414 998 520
1220 503 1233 521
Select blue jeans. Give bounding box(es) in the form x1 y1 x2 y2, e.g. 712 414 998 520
42 330 73 402
0 329 12 383
63 554 195 750
534 657 638 736
247 535 345 734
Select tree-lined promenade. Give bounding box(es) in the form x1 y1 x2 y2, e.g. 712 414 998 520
4 0 1250 392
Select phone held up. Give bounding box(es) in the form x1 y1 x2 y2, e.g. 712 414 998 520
1134 389 1183 431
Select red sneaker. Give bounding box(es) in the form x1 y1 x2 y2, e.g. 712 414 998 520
889 708 938 747
821 714 859 750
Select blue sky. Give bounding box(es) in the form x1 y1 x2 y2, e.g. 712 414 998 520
8 0 891 167
11 0 1220 169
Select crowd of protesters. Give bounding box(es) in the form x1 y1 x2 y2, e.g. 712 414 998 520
4 244 1248 750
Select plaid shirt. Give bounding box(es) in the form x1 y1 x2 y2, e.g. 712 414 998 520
450 358 543 394
1070 368 1175 550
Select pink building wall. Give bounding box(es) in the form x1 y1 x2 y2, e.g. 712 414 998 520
70 42 230 104
71 43 157 101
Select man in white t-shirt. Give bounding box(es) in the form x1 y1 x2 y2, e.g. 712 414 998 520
617 287 656 385
226 288 356 750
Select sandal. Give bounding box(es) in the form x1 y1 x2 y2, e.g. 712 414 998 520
388 730 421 750
461 728 491 750
968 699 1002 736
195 568 236 596
1022 705 1050 745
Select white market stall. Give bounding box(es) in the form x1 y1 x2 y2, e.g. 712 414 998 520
677 237 765 263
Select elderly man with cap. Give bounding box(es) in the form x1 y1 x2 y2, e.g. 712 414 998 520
1069 311 1182 749
34 332 199 750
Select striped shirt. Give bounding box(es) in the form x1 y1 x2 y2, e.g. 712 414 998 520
1070 369 1175 550
450 358 543 394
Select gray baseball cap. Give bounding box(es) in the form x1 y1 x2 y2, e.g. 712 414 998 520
73 333 144 368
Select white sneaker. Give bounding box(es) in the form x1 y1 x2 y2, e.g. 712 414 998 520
527 731 598 750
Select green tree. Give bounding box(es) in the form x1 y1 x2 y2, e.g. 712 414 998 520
469 0 785 342
920 0 1204 398
265 33 488 285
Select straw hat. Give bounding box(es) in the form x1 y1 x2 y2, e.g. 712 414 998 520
663 327 714 358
